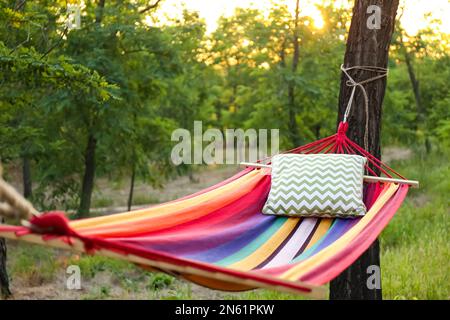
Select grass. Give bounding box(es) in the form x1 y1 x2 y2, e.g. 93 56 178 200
147 273 174 291
81 286 112 300
131 194 161 206
91 196 114 208
226 289 312 300
230 149 449 300
378 150 449 299
7 243 61 286
3 149 449 300
68 255 134 279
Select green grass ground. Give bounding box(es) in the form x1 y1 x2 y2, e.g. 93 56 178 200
4 149 449 300
379 151 449 299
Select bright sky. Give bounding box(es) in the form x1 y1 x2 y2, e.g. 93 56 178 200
155 0 450 35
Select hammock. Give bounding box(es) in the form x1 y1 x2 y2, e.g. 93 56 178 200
0 121 411 298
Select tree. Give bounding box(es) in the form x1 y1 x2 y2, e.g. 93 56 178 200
209 8 264 129
59 0 170 216
0 0 64 201
389 8 448 153
0 44 115 299
0 225 10 298
286 0 301 146
330 0 400 300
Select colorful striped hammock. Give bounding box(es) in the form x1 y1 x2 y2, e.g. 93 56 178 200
0 122 410 298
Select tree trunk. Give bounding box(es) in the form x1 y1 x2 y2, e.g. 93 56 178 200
77 134 97 218
287 0 301 146
330 0 399 300
188 169 199 183
402 46 430 152
95 0 106 24
0 218 11 298
127 163 136 211
77 0 104 218
22 156 32 199
14 0 26 11
403 51 423 124
0 0 27 299
314 124 321 140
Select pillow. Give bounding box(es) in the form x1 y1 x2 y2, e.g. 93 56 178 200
262 154 367 218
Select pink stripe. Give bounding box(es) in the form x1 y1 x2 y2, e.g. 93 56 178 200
299 185 409 284
113 177 270 243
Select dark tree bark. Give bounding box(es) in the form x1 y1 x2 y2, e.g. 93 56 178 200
0 218 11 298
0 0 27 299
188 169 199 183
95 0 106 24
279 37 287 67
14 0 26 11
77 134 97 218
404 51 423 124
139 0 162 14
314 124 321 140
22 156 32 199
331 0 399 300
400 36 430 152
80 1 105 218
127 163 136 212
287 0 301 146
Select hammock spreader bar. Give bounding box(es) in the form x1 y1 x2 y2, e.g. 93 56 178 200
0 121 411 299
240 163 419 187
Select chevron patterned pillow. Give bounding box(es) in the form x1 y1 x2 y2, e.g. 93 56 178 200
262 154 367 218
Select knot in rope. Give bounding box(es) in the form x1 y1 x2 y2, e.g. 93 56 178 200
340 64 388 150
337 121 349 137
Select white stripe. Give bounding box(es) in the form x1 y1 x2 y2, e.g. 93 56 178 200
261 218 318 269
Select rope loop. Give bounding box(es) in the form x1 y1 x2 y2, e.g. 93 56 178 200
337 120 348 134
0 163 40 220
340 64 388 150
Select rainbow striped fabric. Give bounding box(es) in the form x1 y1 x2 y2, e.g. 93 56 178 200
0 123 410 298
0 168 408 298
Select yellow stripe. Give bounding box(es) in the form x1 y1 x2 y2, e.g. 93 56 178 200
303 218 333 251
281 183 399 280
229 218 299 271
71 170 262 230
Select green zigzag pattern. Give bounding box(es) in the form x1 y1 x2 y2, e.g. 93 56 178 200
263 154 367 218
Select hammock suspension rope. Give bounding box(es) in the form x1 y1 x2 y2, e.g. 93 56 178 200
0 65 417 299
0 165 39 220
340 64 389 151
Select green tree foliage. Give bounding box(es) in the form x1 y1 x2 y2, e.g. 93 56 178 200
0 0 448 217
385 12 449 150
207 4 351 149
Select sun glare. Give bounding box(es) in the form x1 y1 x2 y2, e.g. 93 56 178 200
155 0 328 32
154 0 449 36
303 6 324 29
400 0 450 35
